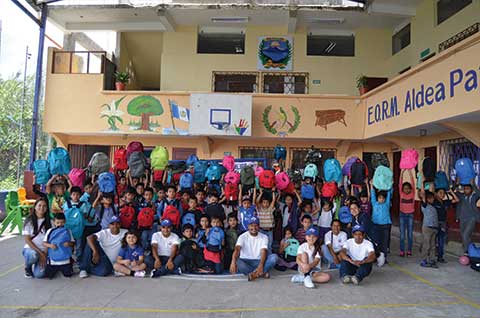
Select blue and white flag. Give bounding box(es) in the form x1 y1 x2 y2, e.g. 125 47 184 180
170 100 190 122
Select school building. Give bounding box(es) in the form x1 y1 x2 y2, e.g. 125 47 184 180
41 0 480 241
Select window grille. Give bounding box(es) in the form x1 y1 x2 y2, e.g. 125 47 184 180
439 138 480 186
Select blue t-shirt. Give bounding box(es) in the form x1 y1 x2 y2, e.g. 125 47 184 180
118 245 144 262
96 205 118 229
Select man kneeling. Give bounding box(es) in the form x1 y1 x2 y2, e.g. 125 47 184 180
339 225 376 285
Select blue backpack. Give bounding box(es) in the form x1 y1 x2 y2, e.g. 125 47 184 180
186 154 199 167
468 243 480 258
338 206 352 224
64 201 86 240
193 161 208 183
434 171 449 190
239 206 256 232
301 184 315 200
455 158 475 185
274 145 287 161
206 162 222 181
48 147 71 175
33 160 51 185
181 212 196 227
206 226 225 252
47 227 72 262
323 158 342 183
98 172 116 193
180 172 194 189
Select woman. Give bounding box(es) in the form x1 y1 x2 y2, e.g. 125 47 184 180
22 198 52 278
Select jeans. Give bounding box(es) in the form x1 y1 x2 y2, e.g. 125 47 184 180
141 228 154 251
321 245 338 265
421 226 437 263
22 248 46 278
373 224 391 258
46 263 73 278
260 229 273 252
460 218 476 253
79 224 101 263
80 241 113 276
151 255 185 277
399 212 414 252
236 254 278 275
339 260 373 282
437 222 447 259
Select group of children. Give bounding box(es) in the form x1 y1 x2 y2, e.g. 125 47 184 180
22 160 480 286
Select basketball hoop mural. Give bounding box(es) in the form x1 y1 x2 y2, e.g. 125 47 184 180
262 105 301 137
315 109 347 130
189 93 252 136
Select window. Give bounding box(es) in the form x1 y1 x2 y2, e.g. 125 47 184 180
262 72 308 94
307 34 355 56
172 148 197 161
68 145 110 168
197 32 245 54
392 24 410 55
212 72 258 93
439 138 480 187
239 147 275 168
290 148 335 179
437 0 472 25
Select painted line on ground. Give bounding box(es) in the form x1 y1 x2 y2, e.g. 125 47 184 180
390 262 480 310
0 264 22 278
0 301 461 314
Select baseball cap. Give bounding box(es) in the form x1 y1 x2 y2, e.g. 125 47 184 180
352 224 365 234
109 215 120 224
160 219 172 227
241 195 251 202
305 227 319 237
247 217 259 225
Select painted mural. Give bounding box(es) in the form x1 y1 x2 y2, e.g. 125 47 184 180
100 96 125 131
315 109 347 130
127 96 164 131
257 36 293 71
262 105 301 137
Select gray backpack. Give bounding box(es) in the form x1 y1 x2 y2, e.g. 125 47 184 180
128 151 146 178
88 152 110 175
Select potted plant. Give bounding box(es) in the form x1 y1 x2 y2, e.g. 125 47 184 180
114 71 130 91
356 75 368 95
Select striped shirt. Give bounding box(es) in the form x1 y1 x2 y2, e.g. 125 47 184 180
257 207 275 230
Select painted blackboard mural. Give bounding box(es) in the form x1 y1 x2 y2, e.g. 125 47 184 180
100 96 125 131
257 36 293 71
262 105 301 137
315 109 347 130
127 95 163 131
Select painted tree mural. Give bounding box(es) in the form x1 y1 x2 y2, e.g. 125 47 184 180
127 95 163 131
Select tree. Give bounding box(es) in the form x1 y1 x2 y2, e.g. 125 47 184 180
127 95 163 131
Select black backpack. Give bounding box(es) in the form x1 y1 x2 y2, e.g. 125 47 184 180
350 159 368 186
179 240 205 273
422 157 435 182
304 147 322 166
371 153 390 169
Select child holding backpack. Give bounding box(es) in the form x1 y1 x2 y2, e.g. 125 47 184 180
46 175 72 214
43 213 75 278
419 187 439 268
238 187 257 233
113 230 146 277
138 187 157 250
93 192 118 230
62 186 88 261
224 213 240 270
179 224 209 274
370 181 392 263
295 215 313 244
275 227 299 271
256 190 276 251
398 169 415 257
317 200 335 239
434 188 458 263
203 216 225 274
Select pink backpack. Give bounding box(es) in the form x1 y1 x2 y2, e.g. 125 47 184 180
255 166 264 177
69 168 86 190
400 149 419 170
224 171 240 185
222 155 235 172
275 172 290 190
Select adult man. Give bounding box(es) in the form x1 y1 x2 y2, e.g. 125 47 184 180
150 219 184 278
455 182 480 255
230 217 278 281
322 219 348 269
80 216 127 278
339 224 376 285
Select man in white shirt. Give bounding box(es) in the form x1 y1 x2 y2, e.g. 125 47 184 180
151 219 184 278
80 216 127 278
339 225 376 285
322 220 348 269
230 217 278 281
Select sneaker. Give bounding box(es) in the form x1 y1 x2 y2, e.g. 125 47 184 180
247 271 259 282
342 275 352 284
134 270 146 278
377 252 385 267
291 274 305 284
407 251 412 257
114 271 126 277
150 269 157 278
399 251 405 257
303 275 315 289
420 260 431 268
79 270 88 278
437 258 447 264
24 268 33 278
429 261 439 269
351 275 360 285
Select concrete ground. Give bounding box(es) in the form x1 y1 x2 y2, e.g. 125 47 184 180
0 234 479 318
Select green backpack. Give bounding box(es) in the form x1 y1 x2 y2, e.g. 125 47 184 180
151 146 169 170
284 238 300 258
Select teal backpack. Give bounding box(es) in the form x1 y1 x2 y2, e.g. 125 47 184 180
303 163 318 180
48 147 71 175
323 158 342 183
373 166 393 190
284 238 300 258
64 201 86 240
33 160 51 185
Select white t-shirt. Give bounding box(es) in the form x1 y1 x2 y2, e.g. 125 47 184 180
342 238 375 261
22 218 50 251
297 242 321 269
324 230 348 253
151 232 180 257
236 231 268 260
318 209 333 228
43 227 75 265
95 228 127 265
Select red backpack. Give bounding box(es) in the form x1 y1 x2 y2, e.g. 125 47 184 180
137 207 155 229
114 147 128 171
259 170 275 189
119 204 136 229
162 205 180 228
322 182 338 200
126 141 144 160
153 170 164 182
224 183 239 202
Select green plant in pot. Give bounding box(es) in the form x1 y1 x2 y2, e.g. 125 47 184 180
114 71 130 91
356 75 368 95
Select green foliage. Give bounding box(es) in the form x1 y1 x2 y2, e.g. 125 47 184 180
0 74 49 190
356 74 368 89
114 71 130 84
